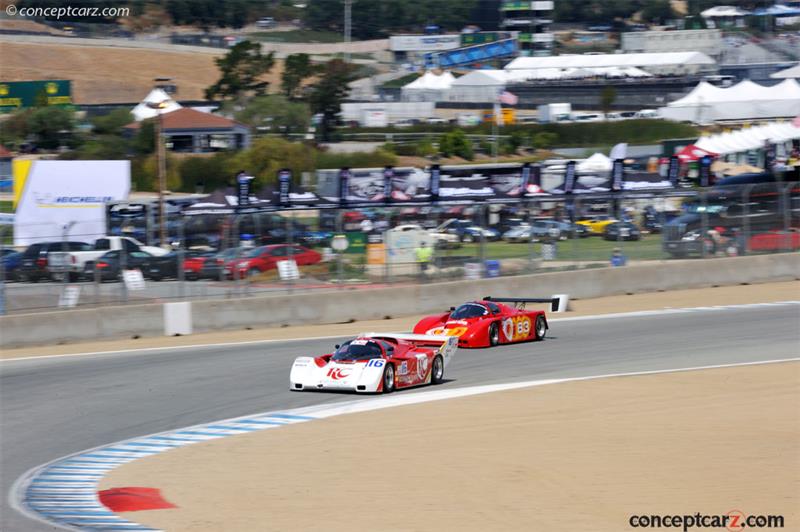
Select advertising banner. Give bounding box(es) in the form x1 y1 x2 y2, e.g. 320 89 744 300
611 158 625 192
667 155 680 187
278 168 291 207
564 161 577 194
389 34 461 52
237 171 254 210
14 160 131 246
699 155 713 187
0 80 72 111
430 165 441 202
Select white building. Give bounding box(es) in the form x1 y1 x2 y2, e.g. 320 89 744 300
505 51 717 76
621 29 723 57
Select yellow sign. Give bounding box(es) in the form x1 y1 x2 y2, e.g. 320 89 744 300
46 82 58 95
366 243 385 265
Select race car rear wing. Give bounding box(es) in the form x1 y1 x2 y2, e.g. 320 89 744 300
362 333 458 361
483 296 561 312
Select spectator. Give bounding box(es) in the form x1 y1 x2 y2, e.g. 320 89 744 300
610 247 627 267
415 241 433 279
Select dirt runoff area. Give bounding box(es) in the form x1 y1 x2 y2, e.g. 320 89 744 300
102 361 799 532
3 281 799 359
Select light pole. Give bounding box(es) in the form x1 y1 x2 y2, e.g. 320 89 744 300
146 99 169 248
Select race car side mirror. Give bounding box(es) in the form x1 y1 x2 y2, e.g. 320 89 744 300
334 344 340 349
449 307 455 311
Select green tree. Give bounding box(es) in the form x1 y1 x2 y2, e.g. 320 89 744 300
232 94 311 135
91 109 134 135
205 40 275 101
600 86 617 117
531 131 559 149
640 0 674 23
308 59 356 141
439 129 473 160
281 53 316 100
132 120 156 155
28 106 74 149
227 136 317 187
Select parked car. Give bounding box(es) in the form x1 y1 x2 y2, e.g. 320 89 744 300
225 244 322 278
436 219 500 243
603 221 641 241
502 224 534 243
144 250 223 281
18 241 92 282
1 248 22 280
82 250 154 282
392 223 460 249
50 236 168 279
576 216 618 235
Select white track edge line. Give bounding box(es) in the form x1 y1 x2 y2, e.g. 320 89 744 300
3 301 798 363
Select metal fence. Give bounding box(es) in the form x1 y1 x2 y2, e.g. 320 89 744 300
1 183 797 315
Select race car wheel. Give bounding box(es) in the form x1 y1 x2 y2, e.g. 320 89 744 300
382 364 395 394
247 268 260 278
534 315 547 340
488 322 500 346
431 355 444 384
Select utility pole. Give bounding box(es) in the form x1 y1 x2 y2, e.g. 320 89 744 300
156 108 167 248
344 0 352 63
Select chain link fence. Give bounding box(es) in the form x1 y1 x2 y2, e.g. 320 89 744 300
1 183 797 315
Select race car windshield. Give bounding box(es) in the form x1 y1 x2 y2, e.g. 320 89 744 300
332 340 383 361
450 303 487 319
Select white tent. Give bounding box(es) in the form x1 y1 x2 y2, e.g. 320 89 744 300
577 153 612 173
401 71 456 102
447 70 509 102
701 5 749 17
771 63 800 79
659 79 800 122
131 88 182 121
695 122 800 155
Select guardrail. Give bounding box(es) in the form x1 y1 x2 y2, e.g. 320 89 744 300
1 253 797 348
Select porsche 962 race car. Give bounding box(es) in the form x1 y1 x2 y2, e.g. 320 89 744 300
413 296 561 348
289 333 457 394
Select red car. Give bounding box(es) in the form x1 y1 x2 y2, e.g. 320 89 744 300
748 229 800 252
225 244 322 278
413 296 560 348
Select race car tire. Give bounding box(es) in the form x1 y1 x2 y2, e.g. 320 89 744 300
431 355 444 384
489 322 500 346
247 268 260 278
534 315 547 340
462 234 474 243
382 364 396 394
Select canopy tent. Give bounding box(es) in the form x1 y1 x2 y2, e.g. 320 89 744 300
131 88 182 121
659 79 800 122
447 69 509 102
577 153 612 172
771 63 800 79
695 122 800 156
675 144 718 162
401 71 456 102
701 6 749 17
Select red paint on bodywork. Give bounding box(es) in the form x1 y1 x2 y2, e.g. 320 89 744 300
98 487 177 512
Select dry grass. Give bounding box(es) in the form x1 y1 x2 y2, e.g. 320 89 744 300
0 41 284 104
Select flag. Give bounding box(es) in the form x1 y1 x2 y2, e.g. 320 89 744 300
498 90 518 105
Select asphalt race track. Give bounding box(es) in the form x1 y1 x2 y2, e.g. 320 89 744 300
2 304 798 531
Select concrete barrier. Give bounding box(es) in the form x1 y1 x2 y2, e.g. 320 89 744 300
2 254 798 349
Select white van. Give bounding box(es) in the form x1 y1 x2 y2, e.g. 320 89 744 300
634 109 659 119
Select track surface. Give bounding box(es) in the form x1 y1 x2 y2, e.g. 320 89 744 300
2 304 798 531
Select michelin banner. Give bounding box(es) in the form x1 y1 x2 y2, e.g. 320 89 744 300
14 160 130 246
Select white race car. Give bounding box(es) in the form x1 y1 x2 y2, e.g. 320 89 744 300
289 333 457 394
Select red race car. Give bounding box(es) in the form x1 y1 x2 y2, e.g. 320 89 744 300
413 296 560 348
225 244 322 279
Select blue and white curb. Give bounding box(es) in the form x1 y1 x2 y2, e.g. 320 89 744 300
12 412 315 531
12 355 800 531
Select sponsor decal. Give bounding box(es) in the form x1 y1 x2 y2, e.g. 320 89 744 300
398 361 408 376
326 367 351 380
416 355 429 380
366 359 385 368
427 326 468 337
502 316 532 341
33 192 114 206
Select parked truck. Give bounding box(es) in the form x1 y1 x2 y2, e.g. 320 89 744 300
48 236 169 280
537 103 572 124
